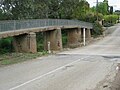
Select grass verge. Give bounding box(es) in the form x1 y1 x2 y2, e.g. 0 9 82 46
0 51 48 67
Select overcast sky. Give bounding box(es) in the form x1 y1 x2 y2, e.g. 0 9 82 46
86 0 120 10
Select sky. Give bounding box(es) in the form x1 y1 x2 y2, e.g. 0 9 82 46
86 0 120 10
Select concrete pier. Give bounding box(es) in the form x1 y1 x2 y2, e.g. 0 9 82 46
44 29 62 51
67 28 82 48
13 32 37 53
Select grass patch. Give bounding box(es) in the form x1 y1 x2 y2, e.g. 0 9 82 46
0 51 48 66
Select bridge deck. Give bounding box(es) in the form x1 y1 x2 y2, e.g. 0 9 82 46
0 25 87 38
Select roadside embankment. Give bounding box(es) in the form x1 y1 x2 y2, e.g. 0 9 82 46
94 63 120 90
110 63 120 90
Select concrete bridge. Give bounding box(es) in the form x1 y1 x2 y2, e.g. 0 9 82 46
0 19 93 53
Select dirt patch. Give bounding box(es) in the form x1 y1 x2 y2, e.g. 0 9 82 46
0 52 48 67
110 64 120 90
93 63 120 90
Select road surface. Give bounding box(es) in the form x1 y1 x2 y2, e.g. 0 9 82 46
0 24 120 90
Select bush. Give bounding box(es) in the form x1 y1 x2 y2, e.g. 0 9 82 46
82 12 103 23
62 36 67 47
62 30 68 47
0 38 13 54
103 15 118 26
93 21 103 37
36 33 44 52
85 12 95 23
37 43 44 52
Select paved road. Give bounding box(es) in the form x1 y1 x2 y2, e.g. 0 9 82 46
0 24 120 90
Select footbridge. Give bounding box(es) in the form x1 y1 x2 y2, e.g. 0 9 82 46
0 19 93 53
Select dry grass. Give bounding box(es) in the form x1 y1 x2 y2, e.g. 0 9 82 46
0 52 48 67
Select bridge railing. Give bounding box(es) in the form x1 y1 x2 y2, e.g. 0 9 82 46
0 19 93 32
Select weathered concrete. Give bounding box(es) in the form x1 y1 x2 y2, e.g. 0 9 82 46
29 32 37 53
0 27 59 39
80 28 92 41
0 26 93 53
85 28 92 41
13 32 37 53
67 28 82 48
44 28 62 51
78 28 82 42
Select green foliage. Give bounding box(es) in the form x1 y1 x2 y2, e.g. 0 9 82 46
72 0 90 20
0 0 91 20
59 0 80 19
97 0 109 15
0 53 47 66
62 36 67 47
109 6 113 14
93 21 103 37
62 30 68 47
84 12 103 23
0 38 13 54
103 15 118 26
97 13 104 21
36 33 44 52
41 51 48 55
84 12 95 23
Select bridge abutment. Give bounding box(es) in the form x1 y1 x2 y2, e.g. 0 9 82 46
44 28 62 51
13 32 37 53
67 28 82 48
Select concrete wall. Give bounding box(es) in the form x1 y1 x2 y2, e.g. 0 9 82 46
85 28 92 41
67 28 82 48
44 28 62 51
13 32 37 53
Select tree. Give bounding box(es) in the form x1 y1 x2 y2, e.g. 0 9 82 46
72 0 90 20
1 0 34 20
0 0 13 20
109 6 113 14
85 12 95 23
97 0 109 15
59 0 78 19
31 0 47 19
0 0 92 21
45 0 62 18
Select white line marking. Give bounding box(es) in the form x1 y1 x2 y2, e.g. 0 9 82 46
9 56 89 90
